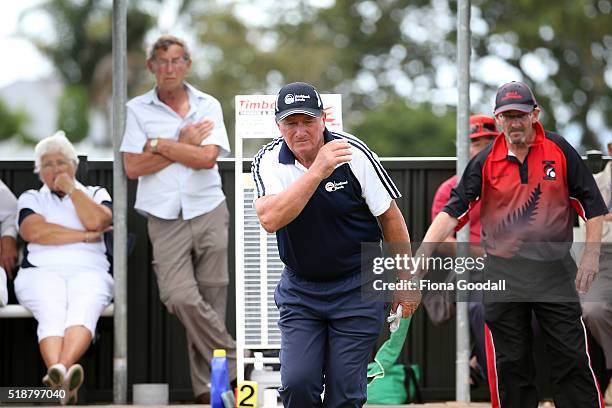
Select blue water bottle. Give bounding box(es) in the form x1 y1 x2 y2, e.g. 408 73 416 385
211 349 230 408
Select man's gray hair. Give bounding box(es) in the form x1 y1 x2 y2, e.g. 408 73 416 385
34 131 79 173
147 34 191 61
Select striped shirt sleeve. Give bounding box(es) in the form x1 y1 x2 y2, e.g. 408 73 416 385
16 190 40 230
91 186 113 206
251 139 284 199
340 133 401 216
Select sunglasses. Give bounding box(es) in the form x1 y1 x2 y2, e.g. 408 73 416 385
470 122 497 135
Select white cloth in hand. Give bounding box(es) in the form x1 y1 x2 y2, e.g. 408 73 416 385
387 304 403 333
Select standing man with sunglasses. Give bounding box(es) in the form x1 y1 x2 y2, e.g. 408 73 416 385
419 81 607 407
120 35 236 403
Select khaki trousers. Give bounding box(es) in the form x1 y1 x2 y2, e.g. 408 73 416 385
582 252 612 369
148 201 237 396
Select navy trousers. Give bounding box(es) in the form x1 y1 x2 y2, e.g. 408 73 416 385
274 270 386 408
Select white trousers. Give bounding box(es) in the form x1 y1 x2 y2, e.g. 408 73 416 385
14 266 113 342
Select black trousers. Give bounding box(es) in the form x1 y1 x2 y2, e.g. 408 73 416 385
484 256 604 408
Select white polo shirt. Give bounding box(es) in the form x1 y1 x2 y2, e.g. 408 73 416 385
0 180 17 238
120 83 231 220
16 183 111 273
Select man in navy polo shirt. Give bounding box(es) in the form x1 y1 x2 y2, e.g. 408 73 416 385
252 82 419 407
419 81 607 408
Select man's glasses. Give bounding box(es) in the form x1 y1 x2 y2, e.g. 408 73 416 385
499 111 532 122
153 58 188 68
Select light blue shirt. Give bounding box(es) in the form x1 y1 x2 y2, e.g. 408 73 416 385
120 83 231 220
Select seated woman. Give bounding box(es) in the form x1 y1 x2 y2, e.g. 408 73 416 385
14 131 113 405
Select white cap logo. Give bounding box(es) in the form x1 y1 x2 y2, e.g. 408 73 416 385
284 94 295 104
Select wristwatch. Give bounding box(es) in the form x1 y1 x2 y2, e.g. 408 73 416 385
150 138 159 153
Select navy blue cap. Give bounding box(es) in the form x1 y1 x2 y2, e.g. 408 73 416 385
275 82 323 121
494 81 538 115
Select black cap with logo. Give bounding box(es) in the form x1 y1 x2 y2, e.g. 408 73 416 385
275 82 324 121
494 81 538 115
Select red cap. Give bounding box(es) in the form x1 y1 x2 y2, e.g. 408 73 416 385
469 115 497 139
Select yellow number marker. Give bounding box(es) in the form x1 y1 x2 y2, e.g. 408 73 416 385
237 381 258 407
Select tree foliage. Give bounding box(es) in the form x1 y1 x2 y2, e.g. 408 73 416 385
182 0 610 153
476 0 612 150
57 85 89 142
18 0 611 153
19 0 155 144
0 100 31 143
352 100 456 157
20 0 153 88
181 0 458 154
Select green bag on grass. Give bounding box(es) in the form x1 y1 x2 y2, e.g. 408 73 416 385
366 316 422 404
366 363 421 404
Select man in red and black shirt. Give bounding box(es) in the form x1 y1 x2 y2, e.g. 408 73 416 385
420 81 607 408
